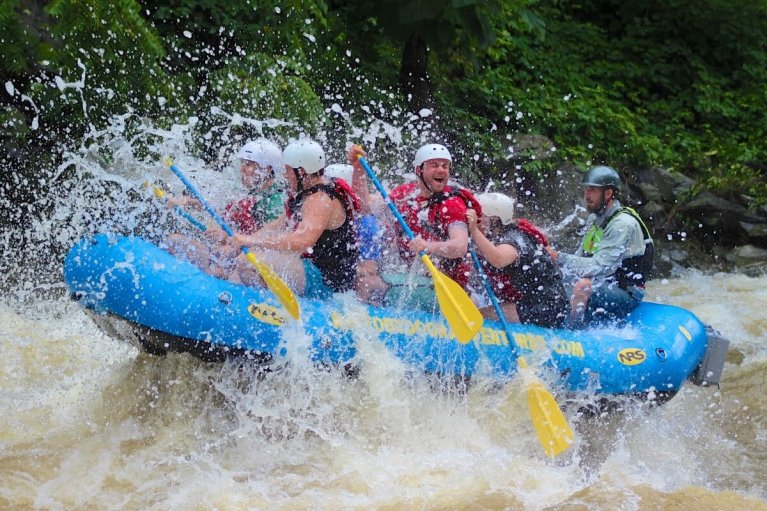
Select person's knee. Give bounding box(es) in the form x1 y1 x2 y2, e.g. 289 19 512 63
477 302 519 322
236 256 265 287
166 233 183 244
165 233 186 253
356 260 379 278
570 278 593 308
356 274 388 305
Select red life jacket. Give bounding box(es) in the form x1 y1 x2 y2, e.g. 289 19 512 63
225 196 260 235
389 184 480 289
516 218 549 247
482 264 524 304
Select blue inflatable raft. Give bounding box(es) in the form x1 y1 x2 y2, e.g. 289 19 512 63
63 234 728 398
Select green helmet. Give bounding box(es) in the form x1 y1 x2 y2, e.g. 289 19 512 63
582 166 621 189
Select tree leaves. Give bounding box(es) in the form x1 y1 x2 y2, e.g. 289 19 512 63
2 0 766 206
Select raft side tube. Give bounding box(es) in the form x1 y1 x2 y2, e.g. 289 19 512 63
63 234 715 398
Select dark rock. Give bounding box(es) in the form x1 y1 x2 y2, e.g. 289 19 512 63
739 221 767 243
726 245 767 275
506 134 556 163
631 167 694 205
728 244 767 264
684 192 748 215
639 200 666 224
515 164 583 225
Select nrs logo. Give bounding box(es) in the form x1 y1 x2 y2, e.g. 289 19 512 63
248 303 286 326
617 348 646 366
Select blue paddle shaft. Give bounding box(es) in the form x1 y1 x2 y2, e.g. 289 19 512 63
168 163 250 256
172 205 208 232
468 244 519 357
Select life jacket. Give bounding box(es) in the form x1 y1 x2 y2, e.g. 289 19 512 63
582 206 654 288
478 217 567 327
286 178 361 292
482 263 523 304
419 187 482 288
496 224 567 302
425 187 483 226
225 196 260 234
515 218 549 247
225 186 282 235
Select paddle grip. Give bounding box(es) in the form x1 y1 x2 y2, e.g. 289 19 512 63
152 186 208 232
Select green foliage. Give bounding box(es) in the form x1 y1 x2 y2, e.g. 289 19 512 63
207 53 325 130
42 0 172 127
0 106 29 141
0 0 35 75
146 0 331 71
429 0 767 203
2 0 766 207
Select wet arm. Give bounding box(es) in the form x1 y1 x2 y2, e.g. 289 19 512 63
424 223 469 259
251 194 332 253
350 159 374 215
471 228 519 269
233 214 287 246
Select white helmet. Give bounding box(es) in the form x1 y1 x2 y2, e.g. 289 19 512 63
477 192 515 225
324 164 354 183
238 138 283 173
283 139 326 174
414 143 452 167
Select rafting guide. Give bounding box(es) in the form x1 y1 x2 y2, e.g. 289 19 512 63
546 166 654 328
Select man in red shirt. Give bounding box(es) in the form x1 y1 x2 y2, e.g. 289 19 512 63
387 143 474 289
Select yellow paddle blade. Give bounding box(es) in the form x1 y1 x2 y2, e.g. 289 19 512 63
245 252 301 320
152 186 167 199
519 357 574 457
420 254 483 344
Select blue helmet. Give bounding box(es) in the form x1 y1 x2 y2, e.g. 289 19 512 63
582 166 621 190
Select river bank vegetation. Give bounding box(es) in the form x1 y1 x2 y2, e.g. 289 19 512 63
2 1 766 246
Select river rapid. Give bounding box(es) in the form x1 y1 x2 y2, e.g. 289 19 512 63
1 118 766 510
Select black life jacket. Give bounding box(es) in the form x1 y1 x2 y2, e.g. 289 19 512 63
496 224 569 324
286 178 360 292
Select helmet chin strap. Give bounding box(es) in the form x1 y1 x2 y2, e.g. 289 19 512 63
292 166 305 193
